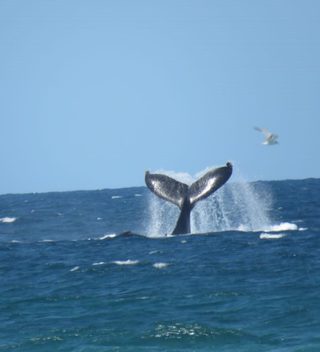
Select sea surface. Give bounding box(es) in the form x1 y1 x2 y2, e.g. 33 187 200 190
1 178 320 351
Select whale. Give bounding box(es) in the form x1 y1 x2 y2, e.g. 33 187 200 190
145 162 233 235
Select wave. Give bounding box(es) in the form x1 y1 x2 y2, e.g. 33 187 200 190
238 222 299 233
149 322 250 340
260 233 286 240
92 262 105 266
69 261 168 273
264 222 298 232
0 217 17 223
112 260 139 265
98 233 117 240
1 221 301 245
70 266 80 272
153 262 169 269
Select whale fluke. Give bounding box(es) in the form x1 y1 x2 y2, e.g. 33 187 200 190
145 162 233 235
145 172 188 209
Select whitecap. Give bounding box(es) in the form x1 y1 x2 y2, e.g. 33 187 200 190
134 193 142 197
260 233 286 240
0 217 17 223
31 336 63 342
267 222 298 232
92 262 105 266
112 260 139 265
70 266 80 272
238 222 298 232
111 195 122 199
99 234 117 240
153 262 169 269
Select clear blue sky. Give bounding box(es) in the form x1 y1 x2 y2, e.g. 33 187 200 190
1 0 319 194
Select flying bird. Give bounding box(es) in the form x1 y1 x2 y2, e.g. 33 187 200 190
254 127 279 145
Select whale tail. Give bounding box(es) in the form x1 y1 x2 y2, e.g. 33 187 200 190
145 162 233 234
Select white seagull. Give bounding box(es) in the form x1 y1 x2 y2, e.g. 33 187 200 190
254 127 279 145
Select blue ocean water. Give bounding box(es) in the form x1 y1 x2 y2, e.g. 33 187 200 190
1 178 320 351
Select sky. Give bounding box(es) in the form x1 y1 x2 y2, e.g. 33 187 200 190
1 0 320 194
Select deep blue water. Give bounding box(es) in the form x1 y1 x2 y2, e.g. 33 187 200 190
1 179 320 351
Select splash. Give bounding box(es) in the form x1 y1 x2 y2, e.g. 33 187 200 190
145 169 273 235
146 194 179 236
192 181 272 233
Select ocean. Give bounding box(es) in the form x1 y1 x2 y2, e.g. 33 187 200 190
1 178 320 351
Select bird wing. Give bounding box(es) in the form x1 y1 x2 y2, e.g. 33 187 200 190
267 133 278 141
254 126 272 138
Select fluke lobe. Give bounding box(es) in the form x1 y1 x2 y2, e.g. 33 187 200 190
145 162 233 235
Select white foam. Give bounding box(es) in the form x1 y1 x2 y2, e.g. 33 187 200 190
70 266 80 272
92 262 105 266
112 260 139 266
0 217 17 223
99 233 117 240
237 222 298 233
260 233 286 240
265 222 298 232
111 195 122 199
134 193 142 197
153 262 169 269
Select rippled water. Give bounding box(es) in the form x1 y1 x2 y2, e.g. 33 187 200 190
1 178 320 351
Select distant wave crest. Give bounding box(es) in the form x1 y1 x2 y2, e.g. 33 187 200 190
266 222 298 232
238 222 299 233
153 262 169 269
112 260 139 265
260 233 286 240
0 217 17 223
98 233 117 240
